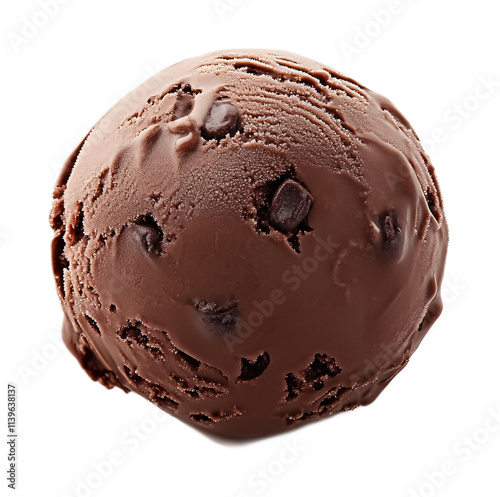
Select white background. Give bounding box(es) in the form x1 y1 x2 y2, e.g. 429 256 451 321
1 1 499 496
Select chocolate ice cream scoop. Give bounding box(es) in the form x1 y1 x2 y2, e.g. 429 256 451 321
50 50 448 439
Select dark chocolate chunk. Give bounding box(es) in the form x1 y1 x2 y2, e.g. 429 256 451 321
285 373 301 401
195 300 239 335
379 211 402 254
237 352 270 382
268 179 314 233
304 353 341 382
284 353 341 401
119 324 164 359
201 101 240 141
119 325 148 345
382 214 398 243
132 216 163 255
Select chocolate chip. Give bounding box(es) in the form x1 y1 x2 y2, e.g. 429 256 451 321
268 179 314 233
132 216 163 255
173 90 195 120
237 352 270 382
119 324 164 360
303 353 341 383
201 101 240 141
383 216 398 243
285 373 301 401
195 300 239 335
119 325 148 344
284 353 341 401
379 211 401 254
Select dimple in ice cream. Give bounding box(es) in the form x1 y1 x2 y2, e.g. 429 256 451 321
50 50 448 439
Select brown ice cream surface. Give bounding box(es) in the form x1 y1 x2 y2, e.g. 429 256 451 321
50 49 448 438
